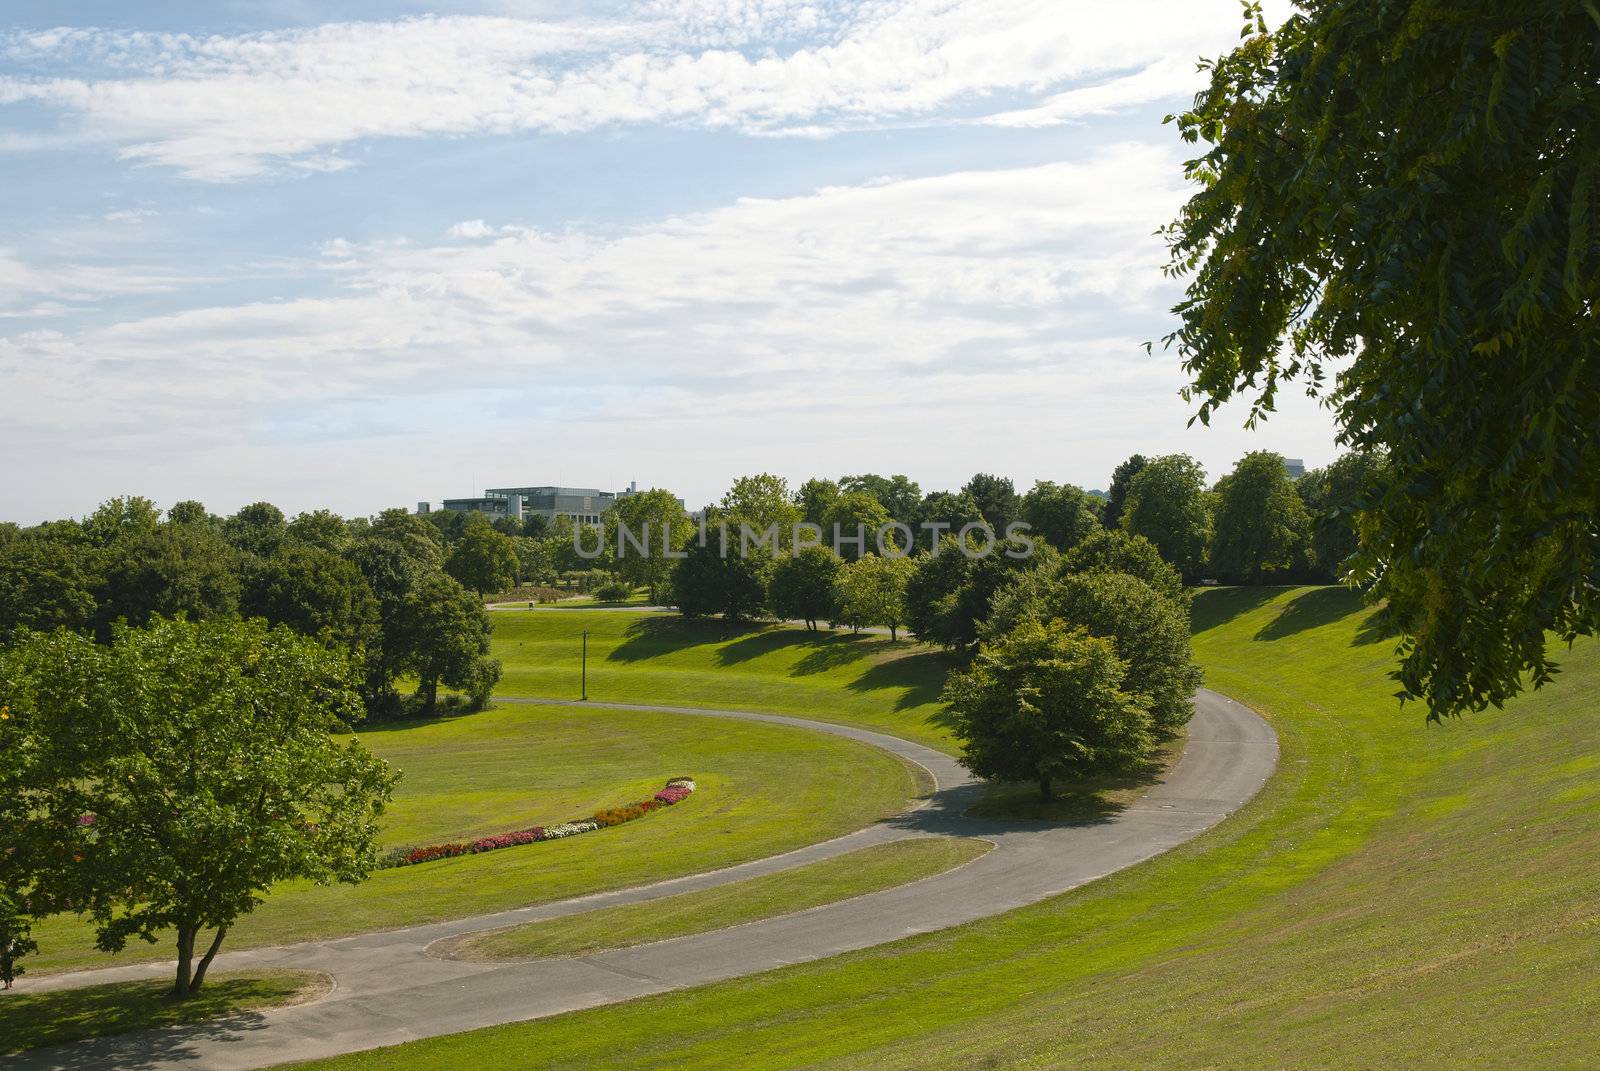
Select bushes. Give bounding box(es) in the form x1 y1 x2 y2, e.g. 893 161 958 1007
591 579 636 603
380 778 697 868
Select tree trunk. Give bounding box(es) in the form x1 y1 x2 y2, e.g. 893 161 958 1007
420 675 438 713
172 925 196 997
188 926 228 993
1038 775 1054 802
890 624 898 641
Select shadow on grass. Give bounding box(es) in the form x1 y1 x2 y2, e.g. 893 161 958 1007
606 615 764 663
1 972 322 1064
846 650 951 711
964 738 1180 825
1189 585 1289 634
1253 586 1367 642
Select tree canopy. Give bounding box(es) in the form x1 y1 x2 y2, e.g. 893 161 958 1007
1210 451 1310 583
1120 454 1212 582
1161 1 1599 717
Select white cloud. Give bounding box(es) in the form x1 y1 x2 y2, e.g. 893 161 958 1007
1 143 1193 457
0 1 1263 179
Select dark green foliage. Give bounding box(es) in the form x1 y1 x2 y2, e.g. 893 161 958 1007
1210 451 1311 583
94 523 241 634
222 502 287 557
242 544 379 651
1062 529 1187 605
0 617 396 996
1103 454 1147 530
286 510 352 553
961 473 1020 530
443 518 519 594
1296 450 1390 582
165 501 214 527
821 491 892 559
592 579 634 602
670 532 767 623
913 491 983 552
986 570 1200 733
0 539 96 638
765 546 842 629
905 535 1047 651
1121 454 1211 582
794 478 842 528
0 892 37 990
1021 481 1102 552
1161 1 1600 716
938 619 1153 800
400 572 498 713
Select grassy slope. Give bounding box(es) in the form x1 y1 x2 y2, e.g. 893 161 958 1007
292 587 1600 1070
1 971 328 1055
26 704 919 975
447 838 991 961
490 609 955 751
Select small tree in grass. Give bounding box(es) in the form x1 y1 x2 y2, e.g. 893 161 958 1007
0 617 399 998
937 619 1153 801
0 890 37 990
834 553 915 639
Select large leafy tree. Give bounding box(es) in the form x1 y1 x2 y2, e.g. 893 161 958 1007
720 473 802 546
961 473 1021 530
834 552 916 639
0 538 97 638
242 543 379 650
914 491 984 552
840 474 923 525
1020 481 1103 553
905 534 1048 651
222 501 288 558
443 516 519 595
1210 451 1311 583
985 570 1200 733
1120 454 1212 582
1102 455 1148 530
605 488 691 602
94 523 241 635
670 519 767 624
794 478 842 528
938 619 1154 801
400 572 500 712
1161 2 1599 717
821 491 893 559
0 617 397 997
766 546 843 630
1062 529 1187 606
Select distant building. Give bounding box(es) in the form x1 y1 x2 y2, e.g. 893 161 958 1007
439 481 684 526
1283 458 1307 479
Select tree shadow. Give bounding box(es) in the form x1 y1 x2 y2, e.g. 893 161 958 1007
4 997 275 1070
960 738 1178 826
792 634 879 676
1354 606 1395 647
605 615 763 663
845 650 952 711
1253 586 1366 641
1189 585 1289 633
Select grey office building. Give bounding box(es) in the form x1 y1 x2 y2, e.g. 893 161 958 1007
438 482 683 526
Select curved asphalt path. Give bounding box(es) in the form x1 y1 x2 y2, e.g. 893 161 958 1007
13 689 1275 1071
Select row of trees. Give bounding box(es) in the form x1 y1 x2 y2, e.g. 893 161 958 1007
0 497 501 716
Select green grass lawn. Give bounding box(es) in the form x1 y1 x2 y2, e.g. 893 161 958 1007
490 609 956 751
443 837 991 961
1 970 328 1055
24 704 922 976
288 586 1600 1070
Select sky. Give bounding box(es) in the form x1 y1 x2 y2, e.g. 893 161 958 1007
0 0 1335 524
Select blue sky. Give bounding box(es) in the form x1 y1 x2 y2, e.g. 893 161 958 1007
1 0 1332 523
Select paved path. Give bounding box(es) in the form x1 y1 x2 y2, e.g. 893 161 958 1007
13 690 1276 1071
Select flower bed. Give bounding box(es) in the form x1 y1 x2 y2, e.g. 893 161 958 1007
380 777 697 869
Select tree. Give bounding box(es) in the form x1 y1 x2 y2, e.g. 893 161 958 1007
1210 451 1311 583
834 553 916 639
1160 2 1599 718
82 497 161 548
0 538 97 637
166 500 214 527
914 491 984 553
905 534 1049 651
222 502 287 557
0 893 36 990
1121 455 1211 582
766 546 843 630
287 509 353 553
0 617 397 997
985 569 1200 733
1296 450 1390 582
937 619 1153 801
443 517 519 595
606 488 691 602
1021 481 1102 553
821 491 893 559
721 473 801 543
1103 455 1147 530
961 473 1020 530
242 543 379 651
399 572 499 712
1062 529 1186 606
95 523 241 635
840 474 922 524
795 478 842 528
670 520 766 623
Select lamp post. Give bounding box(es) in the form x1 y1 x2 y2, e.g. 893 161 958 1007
581 630 588 701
